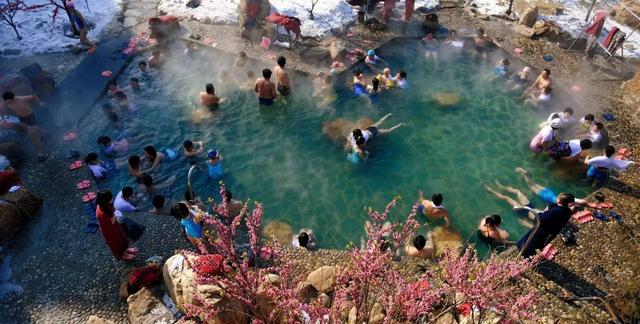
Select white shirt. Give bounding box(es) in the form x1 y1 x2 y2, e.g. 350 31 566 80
89 164 107 179
568 139 582 157
589 130 602 143
538 125 555 142
586 156 634 170
114 191 137 212
538 93 551 101
395 78 408 90
547 113 576 128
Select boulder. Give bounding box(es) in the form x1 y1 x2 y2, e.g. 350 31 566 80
513 24 535 39
0 188 43 242
306 266 336 293
368 302 385 324
262 221 293 244
612 0 640 27
434 311 456 324
532 20 560 38
127 288 174 324
432 226 462 257
85 315 114 324
328 40 347 61
163 254 246 324
348 306 357 324
518 6 538 28
297 281 318 302
432 92 462 107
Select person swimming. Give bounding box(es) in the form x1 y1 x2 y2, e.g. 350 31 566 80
353 69 367 97
346 113 404 162
85 152 108 182
364 49 387 72
377 68 395 89
423 33 439 61
274 56 291 96
417 192 451 227
393 70 408 90
367 77 382 102
477 214 509 245
207 149 224 179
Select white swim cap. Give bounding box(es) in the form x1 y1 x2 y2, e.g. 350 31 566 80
523 67 531 72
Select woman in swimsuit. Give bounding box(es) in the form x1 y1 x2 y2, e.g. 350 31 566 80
66 1 96 52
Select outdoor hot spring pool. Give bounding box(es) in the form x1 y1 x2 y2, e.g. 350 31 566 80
76 39 590 251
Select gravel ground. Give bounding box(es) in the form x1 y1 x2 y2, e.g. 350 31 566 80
1 2 639 324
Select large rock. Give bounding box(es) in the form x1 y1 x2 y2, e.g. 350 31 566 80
162 254 246 324
328 40 347 61
368 302 385 324
432 226 462 257
513 24 535 39
0 188 42 243
612 0 640 27
532 20 560 39
434 311 456 324
127 288 174 324
518 6 538 28
306 266 336 293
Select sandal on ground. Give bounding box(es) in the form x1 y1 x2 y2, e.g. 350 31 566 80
76 180 91 190
609 211 622 224
593 211 609 222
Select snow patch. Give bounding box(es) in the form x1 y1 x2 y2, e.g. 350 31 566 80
0 0 122 56
158 0 358 37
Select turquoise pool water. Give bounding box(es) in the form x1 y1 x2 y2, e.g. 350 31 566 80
77 39 590 251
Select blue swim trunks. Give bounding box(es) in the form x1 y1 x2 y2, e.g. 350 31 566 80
587 165 609 182
417 204 425 215
538 188 557 205
259 97 274 105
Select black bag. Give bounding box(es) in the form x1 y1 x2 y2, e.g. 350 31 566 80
121 218 145 241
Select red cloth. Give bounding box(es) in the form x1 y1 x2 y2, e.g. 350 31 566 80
405 0 415 22
603 26 619 49
0 171 21 194
266 13 301 37
246 0 260 20
97 205 129 260
585 10 607 37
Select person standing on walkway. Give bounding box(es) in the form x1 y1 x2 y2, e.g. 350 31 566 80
96 191 137 260
66 1 97 53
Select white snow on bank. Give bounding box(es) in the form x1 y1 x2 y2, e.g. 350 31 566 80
470 0 640 58
159 0 358 37
0 0 122 56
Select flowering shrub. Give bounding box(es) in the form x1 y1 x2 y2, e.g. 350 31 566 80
181 187 543 323
0 0 47 39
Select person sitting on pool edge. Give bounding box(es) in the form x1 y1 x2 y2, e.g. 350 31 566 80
207 149 224 179
477 214 509 245
404 232 434 258
199 83 225 110
417 191 451 227
292 228 316 250
347 113 404 162
254 68 277 106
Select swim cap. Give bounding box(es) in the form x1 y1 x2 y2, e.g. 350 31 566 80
523 67 531 73
207 149 218 159
367 50 375 56
550 118 561 129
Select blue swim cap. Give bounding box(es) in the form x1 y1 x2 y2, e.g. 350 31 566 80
207 149 218 159
367 50 375 56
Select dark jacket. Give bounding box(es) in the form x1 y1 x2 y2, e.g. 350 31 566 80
517 204 571 257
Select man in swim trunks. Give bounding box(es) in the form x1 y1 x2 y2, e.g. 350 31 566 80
515 167 587 206
274 56 291 96
1 91 46 158
199 83 225 109
254 68 277 106
417 191 451 228
523 68 552 98
66 1 96 53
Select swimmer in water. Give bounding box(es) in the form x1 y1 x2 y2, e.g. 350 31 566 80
149 195 173 216
393 70 408 90
140 145 165 174
114 91 135 113
423 33 439 61
137 173 176 197
524 86 552 108
183 139 204 158
367 78 382 102
404 232 434 258
207 149 224 179
233 51 248 69
417 192 451 228
274 56 291 97
138 61 151 81
199 83 225 110
148 49 164 68
378 68 395 89
473 28 493 59
129 77 141 94
128 155 142 178
254 68 277 106
107 79 120 97
346 113 404 161
478 214 510 245
507 66 531 91
483 58 511 83
523 69 552 98
101 103 120 127
353 69 367 97
85 152 108 182
364 49 387 73
97 135 129 156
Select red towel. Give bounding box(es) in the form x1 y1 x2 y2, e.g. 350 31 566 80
603 26 619 49
585 10 607 37
266 12 301 37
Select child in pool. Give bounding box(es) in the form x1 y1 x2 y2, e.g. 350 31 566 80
85 152 108 182
140 145 165 174
128 155 142 178
364 49 386 73
207 149 224 179
183 139 204 158
101 103 120 127
377 68 395 89
129 77 141 94
138 61 152 81
148 49 164 68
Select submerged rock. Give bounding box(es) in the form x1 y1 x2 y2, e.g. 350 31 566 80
262 220 293 244
432 226 462 257
432 92 462 107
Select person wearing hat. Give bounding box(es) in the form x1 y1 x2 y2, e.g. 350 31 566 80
530 118 560 153
207 149 224 179
66 0 96 53
364 49 386 73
